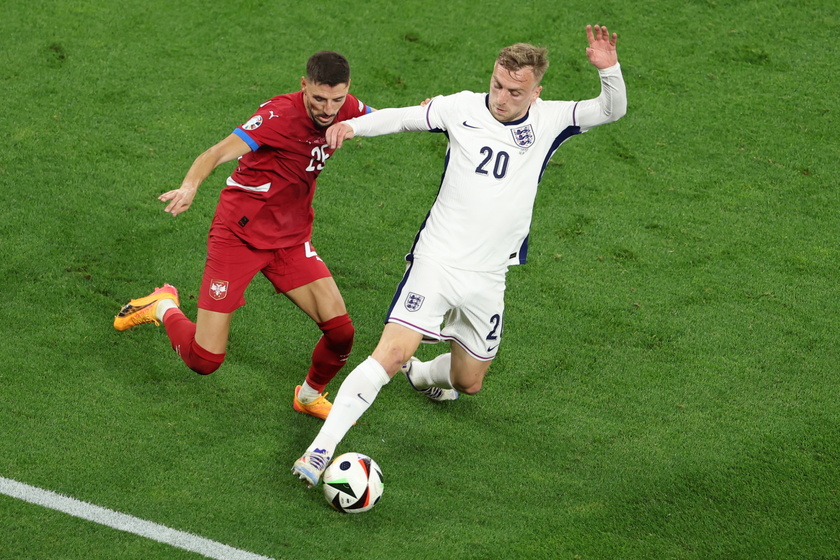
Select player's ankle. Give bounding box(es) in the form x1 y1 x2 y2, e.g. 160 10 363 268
155 299 178 323
297 381 321 404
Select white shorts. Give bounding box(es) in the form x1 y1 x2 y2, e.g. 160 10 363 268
386 257 507 361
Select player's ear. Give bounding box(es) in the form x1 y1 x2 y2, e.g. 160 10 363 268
301 77 307 90
533 85 543 100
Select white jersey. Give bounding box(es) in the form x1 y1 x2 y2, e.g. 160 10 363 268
348 63 626 272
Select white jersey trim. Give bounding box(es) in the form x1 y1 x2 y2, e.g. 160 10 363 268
225 177 271 193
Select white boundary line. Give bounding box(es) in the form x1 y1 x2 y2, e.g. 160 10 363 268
0 476 276 560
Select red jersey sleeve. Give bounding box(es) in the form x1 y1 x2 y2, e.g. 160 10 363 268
234 93 370 152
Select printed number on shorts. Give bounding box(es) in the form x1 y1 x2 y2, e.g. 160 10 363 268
486 314 502 341
486 314 502 351
306 145 330 172
304 242 322 261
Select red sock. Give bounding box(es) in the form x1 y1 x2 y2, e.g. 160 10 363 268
163 308 226 375
306 314 354 392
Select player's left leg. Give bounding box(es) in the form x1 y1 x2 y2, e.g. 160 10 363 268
404 264 501 398
285 277 354 419
268 242 354 419
403 343 491 400
448 342 493 395
401 354 460 401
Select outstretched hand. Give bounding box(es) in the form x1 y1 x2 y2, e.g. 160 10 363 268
585 24 618 69
159 186 197 217
326 122 355 149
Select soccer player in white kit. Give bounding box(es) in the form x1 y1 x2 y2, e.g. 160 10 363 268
293 25 627 487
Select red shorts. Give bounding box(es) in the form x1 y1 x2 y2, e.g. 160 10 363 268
198 217 333 313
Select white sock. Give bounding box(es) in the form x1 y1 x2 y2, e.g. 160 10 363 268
408 353 453 389
307 356 391 458
297 380 320 404
155 299 178 323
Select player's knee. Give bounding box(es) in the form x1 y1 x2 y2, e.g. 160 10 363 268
451 365 487 395
322 315 354 353
373 345 409 375
454 379 483 395
191 362 221 375
185 342 225 375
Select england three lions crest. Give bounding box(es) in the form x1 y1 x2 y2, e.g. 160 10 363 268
511 124 535 148
404 292 425 312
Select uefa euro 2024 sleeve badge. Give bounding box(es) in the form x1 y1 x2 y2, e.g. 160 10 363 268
242 115 263 131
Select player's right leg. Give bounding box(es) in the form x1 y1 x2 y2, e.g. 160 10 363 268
170 217 269 374
160 307 230 375
292 324 423 487
114 284 180 331
114 285 228 374
119 217 261 375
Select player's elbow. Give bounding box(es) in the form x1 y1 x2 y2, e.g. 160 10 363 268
613 99 627 121
602 97 627 123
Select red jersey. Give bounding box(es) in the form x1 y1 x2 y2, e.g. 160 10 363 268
214 91 371 249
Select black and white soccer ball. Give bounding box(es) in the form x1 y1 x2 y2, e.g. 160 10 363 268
322 452 384 513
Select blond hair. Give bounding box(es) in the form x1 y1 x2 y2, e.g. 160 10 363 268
497 43 549 84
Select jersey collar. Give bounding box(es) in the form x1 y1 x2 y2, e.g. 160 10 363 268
484 94 531 126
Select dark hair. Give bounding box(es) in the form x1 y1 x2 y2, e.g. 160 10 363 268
306 51 351 86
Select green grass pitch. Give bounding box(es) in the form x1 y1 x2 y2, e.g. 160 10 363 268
0 0 838 558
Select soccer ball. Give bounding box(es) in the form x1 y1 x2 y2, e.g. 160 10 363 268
322 452 384 513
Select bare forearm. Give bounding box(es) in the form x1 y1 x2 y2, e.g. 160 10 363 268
160 133 249 216
180 148 221 191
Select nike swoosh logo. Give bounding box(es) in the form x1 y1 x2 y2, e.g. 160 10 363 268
487 345 498 352
357 393 370 404
462 121 480 129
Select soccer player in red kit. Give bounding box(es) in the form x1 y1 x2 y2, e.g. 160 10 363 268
114 51 372 420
